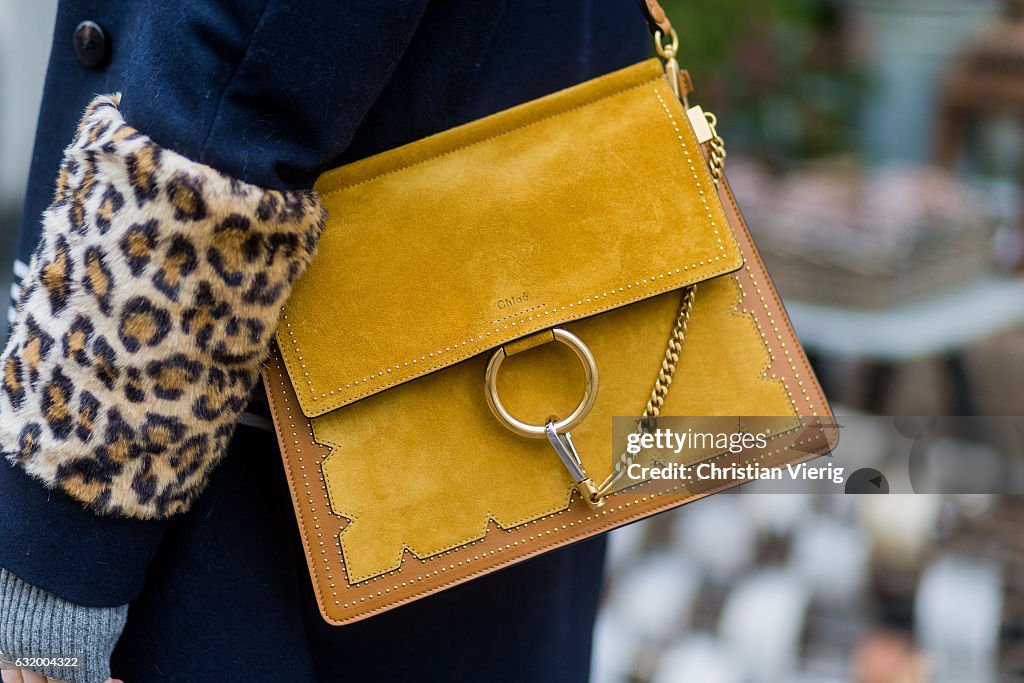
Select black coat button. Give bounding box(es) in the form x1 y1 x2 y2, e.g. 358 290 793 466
73 20 109 68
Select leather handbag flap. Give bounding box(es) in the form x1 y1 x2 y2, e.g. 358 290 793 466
277 59 743 418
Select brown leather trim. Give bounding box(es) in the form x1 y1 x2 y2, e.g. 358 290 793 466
637 0 673 35
261 168 835 626
678 69 694 100
709 147 833 420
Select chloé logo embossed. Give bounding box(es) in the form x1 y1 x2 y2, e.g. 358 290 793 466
496 291 529 310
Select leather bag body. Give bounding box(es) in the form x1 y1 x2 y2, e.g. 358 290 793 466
262 57 835 625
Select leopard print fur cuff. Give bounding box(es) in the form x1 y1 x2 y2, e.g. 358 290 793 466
0 94 325 519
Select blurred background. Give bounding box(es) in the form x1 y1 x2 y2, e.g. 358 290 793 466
596 1 1024 682
0 0 55 328
0 1 1021 681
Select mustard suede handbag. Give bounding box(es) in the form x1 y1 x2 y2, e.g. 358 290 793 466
262 2 836 625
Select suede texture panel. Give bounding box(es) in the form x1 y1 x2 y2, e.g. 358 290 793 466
275 59 794 580
278 59 743 417
260 145 833 623
313 274 793 582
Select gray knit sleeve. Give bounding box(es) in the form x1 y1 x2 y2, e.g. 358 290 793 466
0 567 126 683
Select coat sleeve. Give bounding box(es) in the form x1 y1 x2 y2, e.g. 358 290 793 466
117 0 434 191
0 568 126 683
0 0 430 607
0 94 325 520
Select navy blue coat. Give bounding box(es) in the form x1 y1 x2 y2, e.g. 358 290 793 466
1 1 648 680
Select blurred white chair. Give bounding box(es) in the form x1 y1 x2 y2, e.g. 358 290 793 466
650 635 744 683
859 494 942 570
951 493 997 520
789 517 869 608
738 494 812 537
590 612 642 683
604 518 653 579
671 495 755 584
604 554 700 643
916 556 1002 683
719 570 811 683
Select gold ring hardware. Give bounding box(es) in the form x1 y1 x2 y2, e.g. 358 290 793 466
653 28 679 60
484 328 598 439
484 328 604 508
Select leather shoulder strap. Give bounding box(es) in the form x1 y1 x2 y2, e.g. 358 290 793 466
637 0 672 35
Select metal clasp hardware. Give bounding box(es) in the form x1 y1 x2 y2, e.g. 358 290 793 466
655 22 727 186
484 328 604 508
544 422 604 509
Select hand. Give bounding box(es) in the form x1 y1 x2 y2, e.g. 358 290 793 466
1 669 122 683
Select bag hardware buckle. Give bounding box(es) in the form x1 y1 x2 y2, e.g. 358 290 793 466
544 421 604 508
484 327 604 508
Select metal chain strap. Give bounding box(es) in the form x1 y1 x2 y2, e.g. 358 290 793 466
644 284 698 419
590 34 732 500
575 25 729 503
597 284 698 497
705 111 727 186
